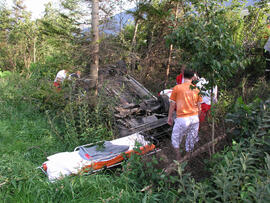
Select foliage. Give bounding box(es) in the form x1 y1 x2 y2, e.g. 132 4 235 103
226 1 270 83
240 1 270 51
47 91 116 148
166 1 245 90
0 69 11 78
0 0 83 73
0 70 116 149
0 71 66 114
226 96 263 138
122 153 167 190
243 77 270 102
0 1 34 71
122 0 269 92
207 98 270 202
30 54 74 80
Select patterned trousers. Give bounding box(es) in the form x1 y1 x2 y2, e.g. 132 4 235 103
171 115 199 152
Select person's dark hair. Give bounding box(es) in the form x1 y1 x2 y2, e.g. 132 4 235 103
184 69 195 79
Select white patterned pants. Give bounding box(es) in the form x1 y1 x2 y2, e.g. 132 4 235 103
171 115 199 152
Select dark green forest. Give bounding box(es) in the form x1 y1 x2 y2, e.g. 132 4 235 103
0 0 270 202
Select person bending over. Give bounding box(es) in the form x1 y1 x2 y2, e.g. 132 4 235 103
54 69 68 92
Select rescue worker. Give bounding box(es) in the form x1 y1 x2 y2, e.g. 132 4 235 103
167 69 202 160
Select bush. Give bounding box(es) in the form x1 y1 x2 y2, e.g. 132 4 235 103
225 96 264 139
0 69 12 78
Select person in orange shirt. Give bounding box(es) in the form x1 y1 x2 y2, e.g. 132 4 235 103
167 69 202 160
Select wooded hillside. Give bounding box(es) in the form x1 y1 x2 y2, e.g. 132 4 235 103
0 0 270 202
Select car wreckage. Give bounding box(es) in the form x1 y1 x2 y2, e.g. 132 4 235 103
77 62 172 138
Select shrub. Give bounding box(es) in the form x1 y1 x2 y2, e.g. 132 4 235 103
0 69 12 78
225 96 264 139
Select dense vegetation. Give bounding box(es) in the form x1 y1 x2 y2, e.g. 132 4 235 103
0 0 270 202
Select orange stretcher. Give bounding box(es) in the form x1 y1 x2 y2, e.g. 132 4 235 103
39 133 157 181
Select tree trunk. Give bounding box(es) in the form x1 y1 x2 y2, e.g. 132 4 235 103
91 0 99 92
33 38 36 63
131 19 139 51
164 44 173 88
164 2 180 88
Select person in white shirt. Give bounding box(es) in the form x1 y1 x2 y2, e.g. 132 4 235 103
54 69 68 91
196 77 218 122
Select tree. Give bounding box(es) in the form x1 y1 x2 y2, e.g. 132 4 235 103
37 0 84 73
0 0 36 72
0 4 13 70
126 0 145 52
90 0 99 91
124 0 176 88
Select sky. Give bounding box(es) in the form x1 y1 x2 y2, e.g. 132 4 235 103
3 0 265 20
5 0 59 19
5 0 136 20
25 0 59 19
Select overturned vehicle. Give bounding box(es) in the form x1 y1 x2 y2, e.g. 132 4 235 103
77 63 172 138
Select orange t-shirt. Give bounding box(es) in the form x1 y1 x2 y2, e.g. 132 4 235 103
170 82 202 118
